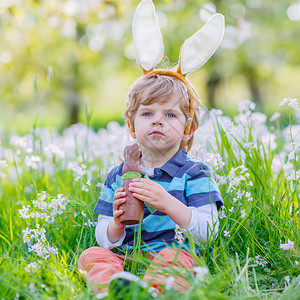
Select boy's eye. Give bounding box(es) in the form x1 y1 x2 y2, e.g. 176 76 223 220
165 113 176 118
143 112 152 117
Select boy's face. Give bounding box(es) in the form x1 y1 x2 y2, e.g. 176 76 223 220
130 94 191 156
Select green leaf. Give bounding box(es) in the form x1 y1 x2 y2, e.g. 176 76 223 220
122 171 142 180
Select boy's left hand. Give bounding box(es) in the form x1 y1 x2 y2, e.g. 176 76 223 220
128 178 172 213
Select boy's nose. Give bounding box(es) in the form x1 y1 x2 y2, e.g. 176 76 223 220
152 118 163 126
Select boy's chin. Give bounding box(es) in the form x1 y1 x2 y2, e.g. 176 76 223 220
144 143 180 153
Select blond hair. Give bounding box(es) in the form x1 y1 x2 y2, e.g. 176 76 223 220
123 74 200 151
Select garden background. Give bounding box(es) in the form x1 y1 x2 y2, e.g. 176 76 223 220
0 0 299 299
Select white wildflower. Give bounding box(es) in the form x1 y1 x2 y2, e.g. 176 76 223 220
19 206 31 219
193 266 209 281
279 240 294 250
81 211 87 217
271 155 283 178
215 174 227 185
204 153 225 170
227 165 249 193
165 276 175 290
287 171 300 182
20 193 68 259
0 160 8 168
288 150 297 162
241 209 246 218
29 282 35 293
295 261 299 265
48 246 58 256
236 189 245 199
280 97 299 111
238 99 256 113
254 255 268 267
224 230 230 237
284 275 290 286
269 112 280 122
44 144 65 159
243 142 254 149
219 208 226 219
84 219 97 227
68 163 87 181
25 262 40 274
38 191 47 201
82 185 89 192
174 224 184 244
24 186 33 194
220 117 234 132
24 155 41 170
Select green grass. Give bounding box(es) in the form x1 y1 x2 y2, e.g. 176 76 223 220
0 102 299 299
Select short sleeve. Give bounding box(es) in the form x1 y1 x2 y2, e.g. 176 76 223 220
93 164 123 216
185 163 223 210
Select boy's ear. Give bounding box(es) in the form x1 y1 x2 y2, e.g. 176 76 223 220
127 121 136 139
182 125 196 143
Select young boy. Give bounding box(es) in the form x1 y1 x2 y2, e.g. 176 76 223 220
78 74 223 296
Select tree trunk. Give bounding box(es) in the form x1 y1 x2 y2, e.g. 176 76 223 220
247 73 262 110
207 74 221 109
64 59 81 125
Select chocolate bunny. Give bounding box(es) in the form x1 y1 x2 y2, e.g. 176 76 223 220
119 143 144 225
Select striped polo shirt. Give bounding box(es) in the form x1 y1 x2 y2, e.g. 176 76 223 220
94 148 223 253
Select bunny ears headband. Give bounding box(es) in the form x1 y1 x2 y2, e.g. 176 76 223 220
132 0 225 134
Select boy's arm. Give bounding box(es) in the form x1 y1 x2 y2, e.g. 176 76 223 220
162 194 192 228
107 219 126 244
94 164 128 247
181 203 219 243
95 215 126 249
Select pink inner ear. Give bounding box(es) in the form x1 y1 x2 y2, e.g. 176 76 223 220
132 0 164 72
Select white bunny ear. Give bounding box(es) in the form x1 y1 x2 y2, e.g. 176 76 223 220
179 13 225 75
132 0 164 72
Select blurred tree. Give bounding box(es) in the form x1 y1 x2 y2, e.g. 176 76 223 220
205 0 300 110
0 0 131 126
155 0 300 110
0 0 299 131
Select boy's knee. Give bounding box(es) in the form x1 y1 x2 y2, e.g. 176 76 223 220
157 247 178 259
78 247 112 269
157 247 196 268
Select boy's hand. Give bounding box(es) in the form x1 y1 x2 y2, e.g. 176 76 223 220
107 187 127 244
112 187 127 229
129 178 192 228
128 178 172 213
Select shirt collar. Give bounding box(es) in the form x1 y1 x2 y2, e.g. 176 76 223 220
160 148 187 177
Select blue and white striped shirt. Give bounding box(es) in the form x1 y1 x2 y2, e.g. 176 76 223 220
94 148 223 253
